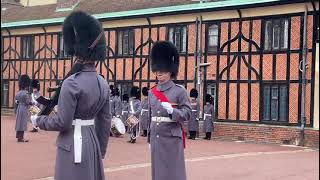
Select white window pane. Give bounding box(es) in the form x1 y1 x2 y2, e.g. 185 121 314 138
182 27 187 52
169 28 174 43
264 21 272 50
118 32 123 55
282 19 289 49
273 25 280 49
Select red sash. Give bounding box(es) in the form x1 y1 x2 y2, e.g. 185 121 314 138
151 86 186 149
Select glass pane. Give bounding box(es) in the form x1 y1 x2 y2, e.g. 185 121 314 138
118 32 123 55
60 35 64 56
271 86 279 120
279 86 288 121
281 19 289 49
265 21 273 50
273 20 281 50
123 31 129 55
129 30 134 54
263 86 271 120
182 27 187 52
175 28 181 52
169 28 174 43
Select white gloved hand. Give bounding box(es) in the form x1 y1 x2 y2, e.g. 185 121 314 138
148 144 151 149
31 115 38 127
116 115 120 118
161 102 174 114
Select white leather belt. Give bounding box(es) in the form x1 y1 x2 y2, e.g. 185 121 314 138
72 119 94 163
141 109 149 115
152 117 175 123
191 110 197 112
122 111 128 115
204 114 212 120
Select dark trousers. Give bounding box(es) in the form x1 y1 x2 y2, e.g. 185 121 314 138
16 131 24 140
143 130 148 136
205 132 212 140
130 128 137 143
189 131 197 139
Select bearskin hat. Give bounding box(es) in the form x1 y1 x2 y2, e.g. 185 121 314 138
19 74 31 90
142 87 149 96
130 86 140 99
30 79 40 91
122 94 129 101
205 94 213 104
113 87 120 96
150 41 179 77
62 11 106 61
190 88 198 98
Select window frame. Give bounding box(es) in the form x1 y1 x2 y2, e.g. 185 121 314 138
117 29 135 56
1 80 9 107
20 35 34 59
264 18 289 51
262 83 288 122
167 25 187 54
58 34 69 58
207 24 219 53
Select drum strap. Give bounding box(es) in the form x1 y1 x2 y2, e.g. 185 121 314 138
130 101 135 114
151 86 186 149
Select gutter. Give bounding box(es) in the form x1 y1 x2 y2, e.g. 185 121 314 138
1 0 311 29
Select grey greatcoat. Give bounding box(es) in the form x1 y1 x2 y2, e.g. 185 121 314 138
112 95 122 117
121 101 129 126
15 90 32 131
203 103 214 133
188 98 199 132
148 80 191 180
36 64 112 180
139 97 150 131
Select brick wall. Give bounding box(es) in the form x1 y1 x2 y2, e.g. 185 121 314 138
204 122 319 148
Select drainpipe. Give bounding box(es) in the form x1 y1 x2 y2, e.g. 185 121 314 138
299 5 309 146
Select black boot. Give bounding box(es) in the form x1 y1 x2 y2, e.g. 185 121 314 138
143 130 148 137
188 131 193 139
17 138 29 142
30 128 38 133
191 131 196 140
206 132 211 140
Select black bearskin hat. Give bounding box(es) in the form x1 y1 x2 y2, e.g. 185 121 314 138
31 79 40 91
19 74 31 90
62 11 106 61
122 94 129 101
130 86 140 99
113 88 120 96
150 41 179 77
190 88 198 98
142 87 149 96
205 94 213 104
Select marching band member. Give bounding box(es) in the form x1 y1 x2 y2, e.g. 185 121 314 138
121 94 130 132
30 79 41 132
148 41 191 180
128 86 141 144
113 87 122 118
188 88 199 140
30 11 111 180
203 94 214 140
15 74 33 142
139 87 150 137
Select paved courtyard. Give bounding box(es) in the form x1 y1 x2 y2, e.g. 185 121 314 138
1 115 319 180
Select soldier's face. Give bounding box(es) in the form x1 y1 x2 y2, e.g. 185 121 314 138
155 71 171 83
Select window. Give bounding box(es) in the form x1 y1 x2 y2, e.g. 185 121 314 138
168 26 187 53
264 19 289 51
117 30 135 56
263 85 288 122
208 24 219 53
1 80 9 107
59 35 69 58
206 84 216 111
21 36 34 59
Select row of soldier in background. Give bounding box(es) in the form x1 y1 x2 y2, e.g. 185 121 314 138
105 82 215 143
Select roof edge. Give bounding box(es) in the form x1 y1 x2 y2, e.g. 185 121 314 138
1 0 310 29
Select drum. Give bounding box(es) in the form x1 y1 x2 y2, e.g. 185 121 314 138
126 115 139 129
111 117 126 137
29 105 41 116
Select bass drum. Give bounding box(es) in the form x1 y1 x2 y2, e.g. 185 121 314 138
111 117 126 137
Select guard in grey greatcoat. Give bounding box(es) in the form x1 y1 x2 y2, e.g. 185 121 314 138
15 74 32 142
30 11 111 180
128 86 141 144
112 88 122 118
121 94 130 132
148 41 191 180
188 88 199 140
30 79 41 133
203 94 214 140
139 87 150 137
